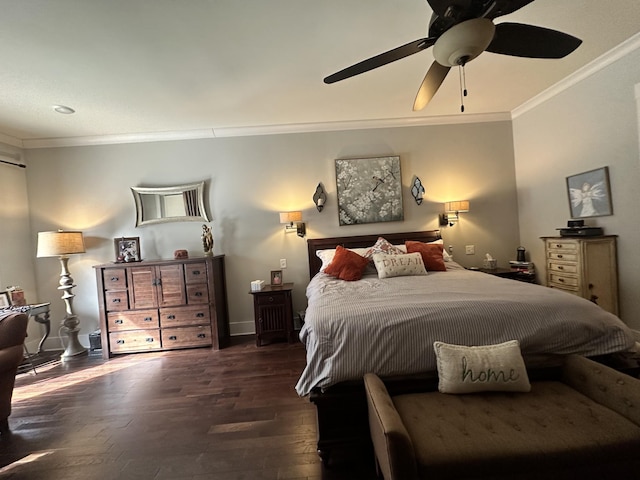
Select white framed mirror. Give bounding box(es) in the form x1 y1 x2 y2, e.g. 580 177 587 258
131 181 210 227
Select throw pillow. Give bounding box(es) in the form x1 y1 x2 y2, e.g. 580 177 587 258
324 245 370 281
372 252 427 279
434 340 531 394
364 237 404 259
406 241 447 271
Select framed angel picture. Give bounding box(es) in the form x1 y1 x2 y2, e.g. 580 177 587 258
566 166 613 218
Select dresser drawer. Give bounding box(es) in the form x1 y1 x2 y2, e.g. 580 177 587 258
109 329 161 353
547 251 578 262
107 309 159 331
184 262 207 284
159 305 211 327
103 268 127 290
105 291 130 311
161 325 212 349
548 262 578 274
549 273 579 288
545 240 578 252
186 284 210 304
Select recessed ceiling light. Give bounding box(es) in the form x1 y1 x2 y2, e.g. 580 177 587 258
53 105 75 114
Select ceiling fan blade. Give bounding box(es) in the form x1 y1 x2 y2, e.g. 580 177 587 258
487 23 582 58
324 38 436 84
413 61 451 111
483 0 536 20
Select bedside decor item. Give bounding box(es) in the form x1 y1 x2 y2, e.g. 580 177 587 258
439 200 470 226
114 237 141 262
556 220 603 237
174 249 189 260
410 176 425 205
131 181 210 227
201 224 214 256
5 287 26 306
313 183 327 212
270 270 283 286
335 156 403 226
36 230 87 358
279 211 306 237
566 166 612 218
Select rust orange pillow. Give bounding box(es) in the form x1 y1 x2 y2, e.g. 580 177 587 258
405 241 446 271
324 245 370 281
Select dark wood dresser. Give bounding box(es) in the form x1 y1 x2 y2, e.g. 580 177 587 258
94 256 229 359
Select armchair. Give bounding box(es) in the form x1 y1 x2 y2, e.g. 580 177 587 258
0 312 28 433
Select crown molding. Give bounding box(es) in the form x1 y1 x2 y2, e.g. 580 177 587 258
0 132 24 148
513 32 640 118
21 112 510 149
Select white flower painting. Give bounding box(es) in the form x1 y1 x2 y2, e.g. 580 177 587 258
335 156 404 226
566 166 613 218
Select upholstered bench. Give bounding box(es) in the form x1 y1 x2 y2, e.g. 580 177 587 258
364 354 640 480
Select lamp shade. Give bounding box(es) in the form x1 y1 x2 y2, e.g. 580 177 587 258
37 230 86 257
279 211 302 224
444 201 470 213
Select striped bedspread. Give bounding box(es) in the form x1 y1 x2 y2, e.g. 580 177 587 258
295 267 636 396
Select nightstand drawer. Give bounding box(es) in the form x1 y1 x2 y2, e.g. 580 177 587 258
255 293 286 306
160 305 210 327
547 252 578 262
107 309 159 331
110 329 161 353
545 240 578 251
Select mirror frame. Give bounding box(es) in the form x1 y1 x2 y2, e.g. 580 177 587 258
131 181 210 227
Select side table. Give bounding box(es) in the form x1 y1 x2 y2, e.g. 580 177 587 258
249 283 294 346
471 267 536 284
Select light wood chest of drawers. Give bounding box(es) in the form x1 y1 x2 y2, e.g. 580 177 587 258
94 256 229 358
541 236 618 315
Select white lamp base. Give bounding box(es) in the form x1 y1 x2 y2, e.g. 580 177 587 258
61 328 88 359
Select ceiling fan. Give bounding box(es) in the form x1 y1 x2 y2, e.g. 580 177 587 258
324 0 582 111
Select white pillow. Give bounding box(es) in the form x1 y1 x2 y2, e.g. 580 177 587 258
434 340 531 394
317 248 369 272
372 252 427 279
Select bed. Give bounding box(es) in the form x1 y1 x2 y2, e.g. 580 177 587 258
297 230 637 465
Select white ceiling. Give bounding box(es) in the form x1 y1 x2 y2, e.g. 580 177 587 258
1 0 639 147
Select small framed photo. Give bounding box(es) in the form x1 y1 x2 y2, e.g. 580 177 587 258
270 270 283 286
114 237 141 262
0 291 11 309
566 166 613 218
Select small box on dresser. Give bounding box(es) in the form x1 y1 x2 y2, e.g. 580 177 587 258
541 236 618 315
94 255 230 359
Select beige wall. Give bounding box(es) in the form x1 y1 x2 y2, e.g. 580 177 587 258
513 46 640 329
18 120 518 346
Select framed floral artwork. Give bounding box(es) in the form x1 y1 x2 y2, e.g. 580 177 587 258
114 237 141 262
335 156 404 226
566 166 613 218
0 291 11 309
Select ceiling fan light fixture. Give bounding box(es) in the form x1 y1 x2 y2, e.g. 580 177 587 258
433 18 496 67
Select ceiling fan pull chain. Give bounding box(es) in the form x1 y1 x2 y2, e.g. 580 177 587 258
458 65 465 113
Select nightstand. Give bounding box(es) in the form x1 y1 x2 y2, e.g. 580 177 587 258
473 267 537 284
249 283 294 346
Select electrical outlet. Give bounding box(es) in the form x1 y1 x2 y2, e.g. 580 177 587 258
280 258 287 269
465 245 475 255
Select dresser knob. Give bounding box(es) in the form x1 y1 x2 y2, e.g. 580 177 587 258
115 319 123 324
112 298 121 303
169 335 177 341
195 292 203 297
116 340 125 345
557 254 563 259
145 337 154 343
197 333 206 339
167 315 176 320
196 312 204 318
110 276 119 282
193 270 201 275
144 317 153 322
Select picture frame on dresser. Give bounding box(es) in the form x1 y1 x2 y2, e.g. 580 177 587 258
114 236 141 262
566 166 613 218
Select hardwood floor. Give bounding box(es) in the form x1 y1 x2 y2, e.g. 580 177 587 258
1 337 377 480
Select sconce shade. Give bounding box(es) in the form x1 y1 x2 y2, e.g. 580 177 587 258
279 211 303 224
444 200 470 213
37 230 86 257
411 177 425 205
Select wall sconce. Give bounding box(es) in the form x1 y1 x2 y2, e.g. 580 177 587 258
313 183 327 212
279 211 306 237
411 177 425 205
439 200 470 226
